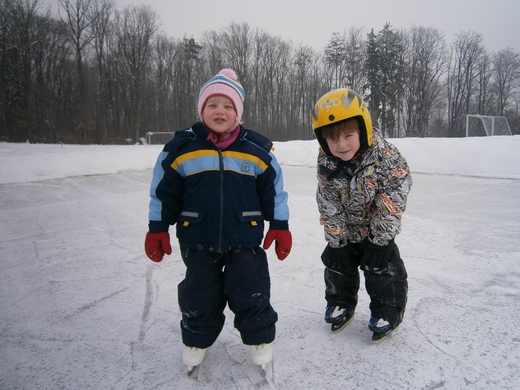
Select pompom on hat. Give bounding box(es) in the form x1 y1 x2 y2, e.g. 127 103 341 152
198 69 246 121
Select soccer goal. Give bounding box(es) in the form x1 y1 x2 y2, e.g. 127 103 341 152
145 131 175 145
466 115 512 137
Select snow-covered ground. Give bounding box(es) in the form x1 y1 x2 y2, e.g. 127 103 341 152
1 136 519 389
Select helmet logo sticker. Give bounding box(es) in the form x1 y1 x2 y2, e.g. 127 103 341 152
320 98 340 112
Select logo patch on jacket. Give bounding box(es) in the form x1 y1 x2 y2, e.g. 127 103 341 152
241 163 250 172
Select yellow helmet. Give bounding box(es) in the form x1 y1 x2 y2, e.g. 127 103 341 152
311 88 373 155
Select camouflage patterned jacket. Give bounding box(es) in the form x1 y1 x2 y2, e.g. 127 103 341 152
316 133 412 248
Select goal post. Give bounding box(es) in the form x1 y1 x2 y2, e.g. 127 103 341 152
145 131 175 145
466 115 512 137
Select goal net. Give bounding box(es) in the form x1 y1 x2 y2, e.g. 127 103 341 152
466 115 512 137
145 131 175 145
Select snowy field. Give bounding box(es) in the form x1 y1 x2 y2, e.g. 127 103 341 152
1 135 519 389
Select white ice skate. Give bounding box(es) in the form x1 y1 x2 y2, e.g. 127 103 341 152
250 343 272 371
183 346 206 375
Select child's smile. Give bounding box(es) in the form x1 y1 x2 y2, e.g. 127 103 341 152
202 97 238 137
326 131 361 161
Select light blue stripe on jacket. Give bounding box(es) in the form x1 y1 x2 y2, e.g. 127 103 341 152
148 151 168 221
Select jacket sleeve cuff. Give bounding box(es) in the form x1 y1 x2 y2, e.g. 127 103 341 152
269 220 289 230
367 236 395 248
148 221 170 233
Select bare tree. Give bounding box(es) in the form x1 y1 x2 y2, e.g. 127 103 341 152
343 26 367 95
511 89 520 134
404 26 448 137
221 22 252 93
492 47 520 116
90 0 113 143
269 37 292 138
291 45 318 138
474 52 492 115
58 0 99 141
200 30 225 77
32 15 71 142
248 33 291 138
248 28 271 130
446 31 486 137
1 0 49 141
113 4 158 141
151 34 180 131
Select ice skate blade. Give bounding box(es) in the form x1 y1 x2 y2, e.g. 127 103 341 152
261 360 274 384
371 324 400 343
330 315 354 333
187 366 198 377
372 332 392 343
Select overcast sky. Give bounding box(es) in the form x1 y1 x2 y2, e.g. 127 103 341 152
46 0 520 53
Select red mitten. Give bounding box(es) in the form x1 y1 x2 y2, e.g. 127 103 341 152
145 232 172 262
263 229 292 260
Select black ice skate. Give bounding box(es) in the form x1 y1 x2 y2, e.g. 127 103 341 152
325 306 354 332
369 314 402 342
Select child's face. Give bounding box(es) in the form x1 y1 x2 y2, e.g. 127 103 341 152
202 96 237 134
325 131 360 161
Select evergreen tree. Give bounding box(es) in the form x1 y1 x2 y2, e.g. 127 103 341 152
324 32 346 89
365 24 406 137
365 29 381 128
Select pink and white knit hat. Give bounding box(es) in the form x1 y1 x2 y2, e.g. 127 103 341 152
197 69 246 121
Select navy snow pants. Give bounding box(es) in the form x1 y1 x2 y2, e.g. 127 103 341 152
324 244 408 326
178 246 277 349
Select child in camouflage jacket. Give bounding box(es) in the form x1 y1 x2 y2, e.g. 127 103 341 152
311 88 412 342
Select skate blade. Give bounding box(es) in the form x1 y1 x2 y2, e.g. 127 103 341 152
371 324 400 343
262 360 274 386
187 365 197 377
258 359 272 373
372 331 392 343
331 315 354 333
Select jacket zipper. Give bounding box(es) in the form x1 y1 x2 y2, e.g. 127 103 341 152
217 149 224 252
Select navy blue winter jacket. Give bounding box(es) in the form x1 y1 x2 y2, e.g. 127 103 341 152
148 122 289 253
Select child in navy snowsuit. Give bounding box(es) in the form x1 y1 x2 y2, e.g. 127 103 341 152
144 69 292 370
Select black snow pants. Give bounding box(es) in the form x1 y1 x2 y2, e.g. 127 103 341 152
324 243 408 326
178 246 278 349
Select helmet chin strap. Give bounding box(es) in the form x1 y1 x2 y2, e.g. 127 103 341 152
326 152 363 181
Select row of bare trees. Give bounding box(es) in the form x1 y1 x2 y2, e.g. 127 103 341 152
1 0 519 144
327 25 520 138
